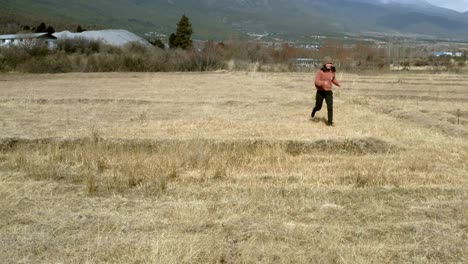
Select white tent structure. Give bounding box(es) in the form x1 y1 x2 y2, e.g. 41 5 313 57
53 29 151 47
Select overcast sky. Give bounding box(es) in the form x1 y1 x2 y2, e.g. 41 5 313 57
426 0 468 12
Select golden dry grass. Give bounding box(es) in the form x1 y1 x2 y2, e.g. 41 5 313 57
0 71 467 263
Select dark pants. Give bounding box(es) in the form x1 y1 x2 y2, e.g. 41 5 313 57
312 90 333 125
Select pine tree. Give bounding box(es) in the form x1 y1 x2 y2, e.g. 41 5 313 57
169 33 176 49
46 25 55 35
150 39 165 49
173 15 193 50
76 25 86 33
35 22 46 33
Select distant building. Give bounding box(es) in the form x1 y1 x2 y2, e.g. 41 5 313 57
294 58 319 68
432 51 452 57
0 33 57 48
432 51 464 57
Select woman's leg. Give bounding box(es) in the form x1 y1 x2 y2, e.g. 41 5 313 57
324 91 333 125
311 91 325 118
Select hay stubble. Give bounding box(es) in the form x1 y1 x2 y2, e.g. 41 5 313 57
0 72 467 263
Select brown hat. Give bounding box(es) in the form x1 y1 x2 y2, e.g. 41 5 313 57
322 56 333 65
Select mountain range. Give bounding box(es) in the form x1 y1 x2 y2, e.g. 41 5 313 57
1 0 468 41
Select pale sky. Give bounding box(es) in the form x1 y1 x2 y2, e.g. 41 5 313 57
426 0 468 12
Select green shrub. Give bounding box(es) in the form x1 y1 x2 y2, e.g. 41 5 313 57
57 38 101 54
20 53 72 73
86 53 123 72
122 54 146 72
143 49 169 72
123 42 148 54
191 41 225 71
167 49 196 71
25 43 50 57
0 46 30 70
100 44 123 55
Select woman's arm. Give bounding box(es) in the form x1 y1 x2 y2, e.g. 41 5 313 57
332 73 340 87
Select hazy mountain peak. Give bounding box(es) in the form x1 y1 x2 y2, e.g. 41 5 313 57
378 0 429 4
3 0 468 40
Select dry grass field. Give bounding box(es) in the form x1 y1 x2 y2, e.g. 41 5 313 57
0 71 467 263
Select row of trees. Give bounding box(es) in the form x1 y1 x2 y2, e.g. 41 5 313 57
23 22 87 34
2 20 87 35
3 35 464 73
24 22 55 34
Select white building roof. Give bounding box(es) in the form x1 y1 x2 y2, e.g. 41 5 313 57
0 33 56 40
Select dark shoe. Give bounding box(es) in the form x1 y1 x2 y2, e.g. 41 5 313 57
311 110 316 118
327 122 334 126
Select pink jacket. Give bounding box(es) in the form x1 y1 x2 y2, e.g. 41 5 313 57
314 70 340 91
